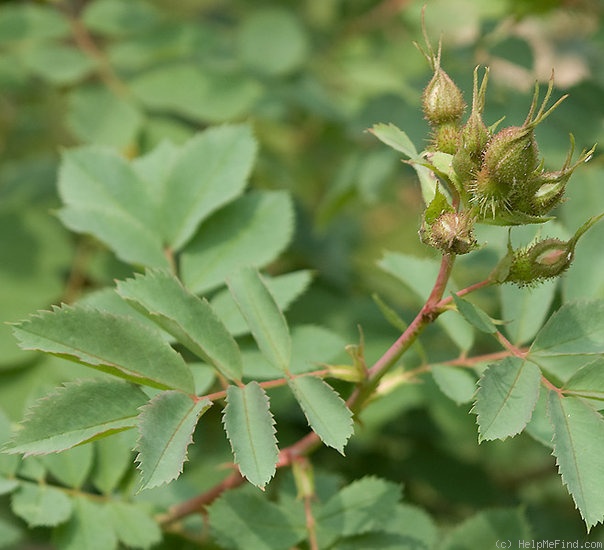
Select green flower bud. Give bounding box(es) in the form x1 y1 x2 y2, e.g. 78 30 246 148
422 210 477 255
430 121 460 154
423 66 466 126
493 212 604 286
452 67 490 184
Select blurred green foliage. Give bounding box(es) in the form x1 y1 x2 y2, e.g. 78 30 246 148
1 0 604 547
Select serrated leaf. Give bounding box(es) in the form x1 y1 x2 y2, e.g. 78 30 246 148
208 488 305 550
562 358 604 401
432 364 477 405
223 383 278 488
369 124 418 158
116 270 242 381
107 501 162 549
317 477 402 539
524 389 554 448
473 357 541 442
57 147 167 268
211 270 312 337
180 191 294 294
53 497 117 550
530 300 604 356
441 508 531 549
11 482 73 527
12 304 194 392
288 376 353 454
549 392 604 531
151 124 257 250
452 294 497 334
228 267 291 373
4 378 147 456
136 391 211 490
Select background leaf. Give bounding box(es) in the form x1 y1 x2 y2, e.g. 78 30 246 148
11 482 72 527
12 305 194 392
4 378 147 455
432 364 477 405
180 191 294 294
473 357 541 442
107 501 162 549
452 294 497 334
228 267 291 373
223 383 278 488
136 391 212 490
549 392 604 531
288 375 353 454
116 270 242 381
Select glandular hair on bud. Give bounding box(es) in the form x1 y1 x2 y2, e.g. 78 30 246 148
422 67 466 126
428 211 476 255
430 121 460 154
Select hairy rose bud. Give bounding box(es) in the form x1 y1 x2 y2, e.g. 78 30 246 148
423 210 477 255
422 66 466 127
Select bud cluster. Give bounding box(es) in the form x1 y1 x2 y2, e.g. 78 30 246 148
409 30 600 286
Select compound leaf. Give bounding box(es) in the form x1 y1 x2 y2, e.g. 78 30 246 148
287 376 353 454
116 270 242 381
530 300 604 357
549 392 604 531
136 391 212 490
223 383 278 488
12 305 194 392
228 268 291 373
180 191 294 294
4 378 148 455
473 357 541 442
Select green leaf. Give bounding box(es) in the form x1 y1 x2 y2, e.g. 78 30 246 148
11 482 73 527
317 477 402 539
0 4 69 44
57 147 167 268
136 391 212 490
145 124 257 250
91 431 136 495
12 305 195 392
530 300 604 356
116 270 242 381
223 383 278 488
452 294 497 334
23 43 97 85
238 8 309 76
423 184 453 225
288 376 353 454
441 508 531 549
549 393 604 531
472 357 541 442
0 516 22 549
500 280 557 345
563 358 604 401
42 444 93 489
180 191 294 294
524 389 554 448
211 270 313 337
53 497 118 550
4 378 148 455
67 87 143 148
129 64 262 123
208 488 305 550
432 364 477 405
82 0 160 36
228 267 291 373
107 501 162 549
369 123 418 158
